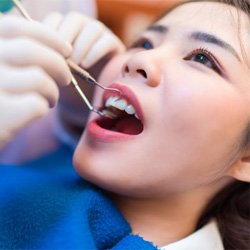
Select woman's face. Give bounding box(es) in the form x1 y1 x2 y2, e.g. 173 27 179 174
74 1 250 197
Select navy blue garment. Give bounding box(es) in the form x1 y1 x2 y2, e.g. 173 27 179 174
0 145 157 249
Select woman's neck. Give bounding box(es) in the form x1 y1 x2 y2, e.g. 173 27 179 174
111 183 228 247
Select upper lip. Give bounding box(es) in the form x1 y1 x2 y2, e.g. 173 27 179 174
102 83 144 122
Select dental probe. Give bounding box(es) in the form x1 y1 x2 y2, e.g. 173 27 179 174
11 0 120 118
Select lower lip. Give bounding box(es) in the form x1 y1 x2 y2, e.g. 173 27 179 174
86 118 137 143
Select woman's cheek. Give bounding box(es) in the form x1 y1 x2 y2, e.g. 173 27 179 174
99 54 129 85
163 79 246 156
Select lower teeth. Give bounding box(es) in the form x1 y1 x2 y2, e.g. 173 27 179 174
102 109 118 119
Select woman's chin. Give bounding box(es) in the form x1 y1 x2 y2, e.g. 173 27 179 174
73 143 135 196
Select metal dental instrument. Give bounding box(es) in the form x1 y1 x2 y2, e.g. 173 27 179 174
11 0 120 118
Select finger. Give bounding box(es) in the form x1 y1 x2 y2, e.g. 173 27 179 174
0 38 72 86
70 20 104 64
0 15 71 57
80 32 125 68
0 91 49 146
57 12 88 43
42 12 63 31
0 63 59 107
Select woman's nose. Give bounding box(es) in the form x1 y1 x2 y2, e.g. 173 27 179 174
122 51 162 87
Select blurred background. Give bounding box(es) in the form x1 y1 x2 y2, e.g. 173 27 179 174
11 0 180 46
96 0 179 45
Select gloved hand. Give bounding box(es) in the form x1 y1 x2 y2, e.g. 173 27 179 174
0 15 72 148
42 12 125 69
0 12 125 148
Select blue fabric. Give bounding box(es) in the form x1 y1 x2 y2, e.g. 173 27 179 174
0 145 157 249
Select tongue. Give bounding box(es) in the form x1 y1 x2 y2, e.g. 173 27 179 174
114 116 143 135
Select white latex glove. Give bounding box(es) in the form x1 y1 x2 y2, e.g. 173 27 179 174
42 12 125 69
0 15 72 148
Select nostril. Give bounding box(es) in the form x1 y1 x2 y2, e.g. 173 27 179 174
124 65 129 73
136 69 147 79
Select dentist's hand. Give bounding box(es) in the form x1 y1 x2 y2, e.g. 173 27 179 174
0 15 72 147
42 12 125 69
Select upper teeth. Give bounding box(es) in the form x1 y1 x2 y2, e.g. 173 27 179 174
105 96 139 119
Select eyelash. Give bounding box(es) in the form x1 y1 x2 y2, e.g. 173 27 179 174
131 39 223 75
184 47 222 75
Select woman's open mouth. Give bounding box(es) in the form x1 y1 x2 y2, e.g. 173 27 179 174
86 83 144 142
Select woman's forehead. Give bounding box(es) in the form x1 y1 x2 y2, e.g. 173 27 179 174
158 1 248 25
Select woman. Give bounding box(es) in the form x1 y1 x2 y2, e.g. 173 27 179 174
74 0 250 249
0 0 249 249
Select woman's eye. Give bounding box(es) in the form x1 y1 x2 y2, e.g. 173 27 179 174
193 54 211 65
184 48 222 75
130 39 154 50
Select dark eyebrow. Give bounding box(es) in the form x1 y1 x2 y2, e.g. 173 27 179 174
146 25 241 62
146 24 168 34
190 32 241 61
